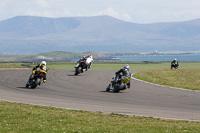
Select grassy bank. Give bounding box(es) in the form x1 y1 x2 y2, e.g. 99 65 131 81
0 101 199 133
0 63 31 69
134 69 200 91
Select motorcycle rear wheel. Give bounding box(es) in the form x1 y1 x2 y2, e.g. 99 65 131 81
113 82 124 93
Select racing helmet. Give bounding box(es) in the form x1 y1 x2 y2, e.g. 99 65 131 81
41 61 46 66
124 64 129 70
174 58 177 61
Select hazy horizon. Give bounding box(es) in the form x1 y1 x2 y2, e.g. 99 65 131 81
1 0 200 24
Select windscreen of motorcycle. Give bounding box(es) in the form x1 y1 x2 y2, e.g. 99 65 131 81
43 66 47 71
36 68 40 71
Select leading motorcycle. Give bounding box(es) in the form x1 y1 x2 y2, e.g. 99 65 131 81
106 74 131 93
26 68 47 89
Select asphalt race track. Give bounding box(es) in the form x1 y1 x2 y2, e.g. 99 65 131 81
0 69 200 121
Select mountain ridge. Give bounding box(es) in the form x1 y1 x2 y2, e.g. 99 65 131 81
0 15 200 54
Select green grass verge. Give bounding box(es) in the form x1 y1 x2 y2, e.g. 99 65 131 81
0 101 199 133
134 69 200 91
0 63 31 69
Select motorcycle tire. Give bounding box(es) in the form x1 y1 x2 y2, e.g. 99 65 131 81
25 84 29 88
114 82 124 93
106 84 111 92
75 67 82 75
75 72 78 75
31 78 40 89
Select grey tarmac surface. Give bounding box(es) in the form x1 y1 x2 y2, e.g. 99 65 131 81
0 69 200 121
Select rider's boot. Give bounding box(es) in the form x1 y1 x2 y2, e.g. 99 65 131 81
124 85 127 89
127 82 130 88
26 80 31 86
110 83 114 90
88 63 91 69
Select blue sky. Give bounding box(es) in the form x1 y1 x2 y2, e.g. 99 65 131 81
0 0 200 23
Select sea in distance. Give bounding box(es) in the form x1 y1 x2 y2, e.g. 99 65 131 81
114 52 200 62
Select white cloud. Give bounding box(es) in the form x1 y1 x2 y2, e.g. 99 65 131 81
25 9 71 18
96 8 132 22
123 13 131 21
34 0 49 8
97 8 119 17
0 0 200 23
0 0 8 8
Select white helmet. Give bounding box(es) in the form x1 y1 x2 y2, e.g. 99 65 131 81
174 58 177 61
124 64 129 69
41 61 46 66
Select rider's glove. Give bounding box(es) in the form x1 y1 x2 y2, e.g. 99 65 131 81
32 70 36 74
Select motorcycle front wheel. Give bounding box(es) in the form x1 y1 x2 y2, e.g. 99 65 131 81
106 84 111 92
31 78 41 89
75 67 82 75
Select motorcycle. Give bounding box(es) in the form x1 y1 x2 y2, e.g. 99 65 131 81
26 68 47 89
171 63 178 69
106 74 131 93
74 61 86 75
75 55 94 75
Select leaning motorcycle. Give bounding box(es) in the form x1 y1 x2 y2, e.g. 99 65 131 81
74 61 86 75
106 74 131 93
171 63 178 69
26 68 47 89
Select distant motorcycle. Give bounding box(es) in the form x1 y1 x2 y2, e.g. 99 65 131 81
106 74 131 93
74 61 86 75
26 68 47 89
171 63 178 69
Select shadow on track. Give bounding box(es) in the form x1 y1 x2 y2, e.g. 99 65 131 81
68 74 83 76
99 91 108 93
99 90 123 93
17 87 29 89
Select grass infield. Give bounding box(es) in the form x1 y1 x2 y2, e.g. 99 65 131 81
0 101 199 133
134 69 200 91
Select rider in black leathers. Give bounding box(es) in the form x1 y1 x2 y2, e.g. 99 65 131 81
115 64 131 88
171 58 179 69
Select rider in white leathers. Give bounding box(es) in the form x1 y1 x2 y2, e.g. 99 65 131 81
85 54 94 70
78 54 94 71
